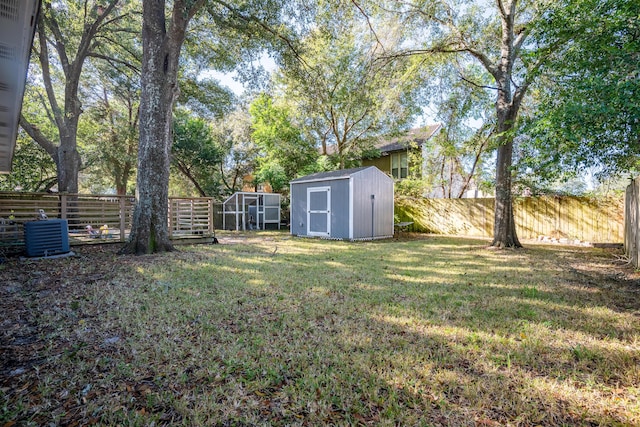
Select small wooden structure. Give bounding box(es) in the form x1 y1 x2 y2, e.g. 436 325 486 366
0 192 216 247
222 192 281 231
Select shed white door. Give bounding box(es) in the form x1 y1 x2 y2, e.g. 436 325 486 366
307 186 331 236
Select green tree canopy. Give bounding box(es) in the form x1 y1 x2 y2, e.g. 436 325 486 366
276 8 424 169
172 110 224 197
83 64 140 195
421 61 497 198
525 0 640 177
249 93 318 192
20 0 139 194
0 131 57 192
359 0 567 247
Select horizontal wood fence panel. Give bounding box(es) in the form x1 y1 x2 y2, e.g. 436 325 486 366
0 192 215 247
396 195 624 243
168 198 215 237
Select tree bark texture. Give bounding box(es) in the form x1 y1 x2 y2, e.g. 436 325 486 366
491 127 521 248
122 0 202 254
487 104 522 247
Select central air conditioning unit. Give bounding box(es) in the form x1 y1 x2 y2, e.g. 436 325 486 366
24 219 71 257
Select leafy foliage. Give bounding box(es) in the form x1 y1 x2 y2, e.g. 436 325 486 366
171 107 261 198
525 0 640 177
420 62 497 198
212 108 262 197
276 9 424 169
83 68 140 195
172 110 224 197
20 0 140 193
249 94 318 192
367 0 559 246
178 77 236 120
0 131 56 192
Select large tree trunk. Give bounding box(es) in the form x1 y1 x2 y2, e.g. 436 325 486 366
492 140 521 248
122 0 175 254
57 120 82 193
121 0 199 254
491 101 522 248
486 0 525 249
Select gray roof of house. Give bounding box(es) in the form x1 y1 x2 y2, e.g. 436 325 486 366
374 124 442 154
290 166 374 184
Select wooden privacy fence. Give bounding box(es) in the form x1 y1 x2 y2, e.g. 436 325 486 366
624 178 640 266
0 192 215 246
395 195 624 243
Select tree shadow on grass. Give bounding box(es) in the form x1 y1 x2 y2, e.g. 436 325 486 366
1 238 638 426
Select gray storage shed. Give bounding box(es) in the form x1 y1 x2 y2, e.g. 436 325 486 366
290 166 394 240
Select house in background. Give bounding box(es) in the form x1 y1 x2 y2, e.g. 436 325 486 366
362 124 442 180
241 174 273 193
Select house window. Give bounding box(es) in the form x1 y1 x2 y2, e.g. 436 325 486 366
391 152 408 179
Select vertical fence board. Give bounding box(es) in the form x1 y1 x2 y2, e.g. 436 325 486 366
625 179 640 266
396 195 624 243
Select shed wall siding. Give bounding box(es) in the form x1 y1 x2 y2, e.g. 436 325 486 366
330 181 351 239
352 169 394 239
290 166 393 240
290 184 307 236
290 179 351 238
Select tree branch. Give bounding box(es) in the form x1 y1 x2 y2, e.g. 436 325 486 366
35 90 57 126
36 19 64 131
496 0 508 21
87 52 141 74
19 115 58 158
458 71 499 91
351 0 386 55
41 4 71 77
207 0 309 70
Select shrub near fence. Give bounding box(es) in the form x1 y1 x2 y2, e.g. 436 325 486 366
395 195 624 243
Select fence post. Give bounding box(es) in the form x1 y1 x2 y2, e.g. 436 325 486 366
168 199 173 238
209 198 214 236
119 196 126 242
60 193 67 219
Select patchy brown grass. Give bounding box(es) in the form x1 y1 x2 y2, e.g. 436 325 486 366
1 232 639 426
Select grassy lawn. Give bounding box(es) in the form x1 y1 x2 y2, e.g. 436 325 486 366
1 232 639 426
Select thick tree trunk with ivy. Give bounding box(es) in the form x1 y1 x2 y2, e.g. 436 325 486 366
121 0 203 255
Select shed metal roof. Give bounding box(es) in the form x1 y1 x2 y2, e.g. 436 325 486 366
290 166 377 184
